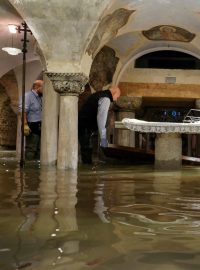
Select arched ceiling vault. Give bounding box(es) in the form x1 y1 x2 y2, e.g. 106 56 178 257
103 0 200 82
8 0 111 74
1 0 200 78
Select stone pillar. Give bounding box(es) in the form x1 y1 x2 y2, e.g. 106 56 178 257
155 133 182 170
47 72 88 170
41 74 59 165
115 96 142 147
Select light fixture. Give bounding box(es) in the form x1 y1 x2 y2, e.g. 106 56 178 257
2 26 22 55
8 24 17 34
2 47 21 55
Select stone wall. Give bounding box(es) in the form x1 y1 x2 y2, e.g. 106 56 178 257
119 68 200 99
0 83 17 148
121 68 200 84
119 82 200 99
89 46 119 91
0 70 19 114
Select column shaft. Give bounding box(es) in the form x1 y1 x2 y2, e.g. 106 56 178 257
114 96 142 147
40 74 59 165
155 133 182 170
116 111 135 147
57 96 78 170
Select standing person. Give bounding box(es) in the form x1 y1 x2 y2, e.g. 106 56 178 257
78 85 121 164
19 80 43 160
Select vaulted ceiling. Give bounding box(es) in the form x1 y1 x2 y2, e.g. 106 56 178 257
1 0 200 79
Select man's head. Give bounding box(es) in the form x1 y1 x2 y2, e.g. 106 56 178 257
110 86 121 101
33 80 43 96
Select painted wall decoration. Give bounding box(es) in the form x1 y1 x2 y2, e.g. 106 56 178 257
143 25 195 42
87 8 135 58
89 46 119 91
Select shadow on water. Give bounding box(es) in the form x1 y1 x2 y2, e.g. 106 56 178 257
1 158 200 269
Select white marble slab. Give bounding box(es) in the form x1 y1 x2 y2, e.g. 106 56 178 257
118 118 200 134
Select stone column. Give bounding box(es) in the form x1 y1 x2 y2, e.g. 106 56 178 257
40 74 59 166
115 96 142 147
155 133 182 170
47 72 88 170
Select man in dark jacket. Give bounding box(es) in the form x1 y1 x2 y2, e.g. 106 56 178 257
78 85 121 164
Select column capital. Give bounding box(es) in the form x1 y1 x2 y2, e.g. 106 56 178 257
115 96 142 111
46 72 88 96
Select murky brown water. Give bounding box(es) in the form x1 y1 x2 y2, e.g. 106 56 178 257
1 158 200 269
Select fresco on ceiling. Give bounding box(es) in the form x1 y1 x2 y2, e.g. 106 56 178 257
143 25 195 42
87 8 135 58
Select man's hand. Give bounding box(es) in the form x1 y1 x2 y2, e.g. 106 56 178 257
24 123 31 136
100 138 108 148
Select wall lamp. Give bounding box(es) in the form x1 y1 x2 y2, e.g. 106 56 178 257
8 24 18 34
2 24 22 55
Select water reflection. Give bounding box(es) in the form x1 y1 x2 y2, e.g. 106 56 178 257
107 167 200 270
1 162 200 269
0 163 81 269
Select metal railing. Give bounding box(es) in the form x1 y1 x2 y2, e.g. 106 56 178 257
183 109 200 123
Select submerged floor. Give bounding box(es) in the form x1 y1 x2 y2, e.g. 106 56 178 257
1 158 200 270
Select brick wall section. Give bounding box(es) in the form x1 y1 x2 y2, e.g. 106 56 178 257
0 83 17 148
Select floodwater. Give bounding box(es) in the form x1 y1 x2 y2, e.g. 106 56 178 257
1 159 200 270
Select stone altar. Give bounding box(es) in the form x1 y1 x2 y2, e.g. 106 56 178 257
115 118 200 170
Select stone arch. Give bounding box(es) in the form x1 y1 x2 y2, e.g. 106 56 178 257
115 47 200 84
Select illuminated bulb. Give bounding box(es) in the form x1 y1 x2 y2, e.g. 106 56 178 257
8 24 17 34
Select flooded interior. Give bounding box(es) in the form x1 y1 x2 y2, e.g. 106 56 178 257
1 158 200 270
